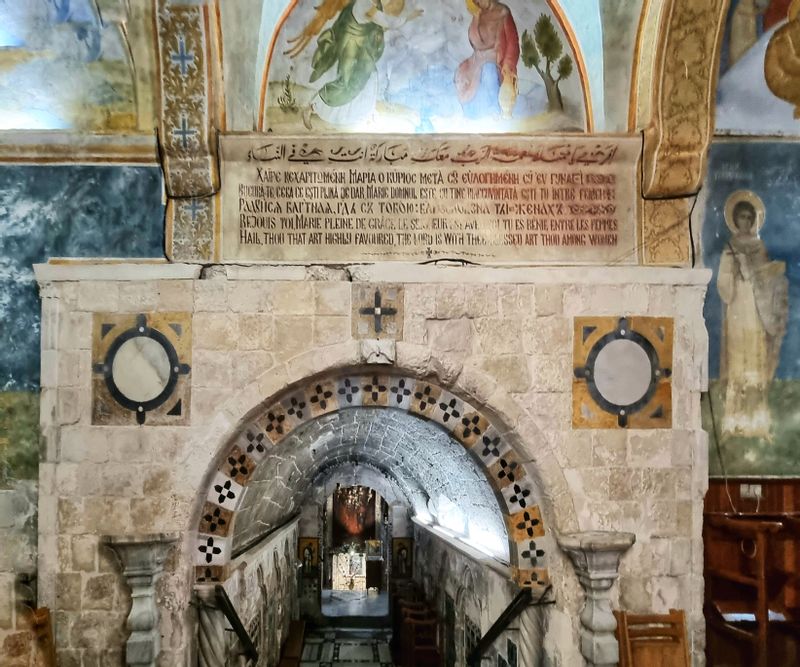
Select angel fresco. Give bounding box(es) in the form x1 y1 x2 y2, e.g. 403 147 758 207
267 0 586 133
286 0 423 129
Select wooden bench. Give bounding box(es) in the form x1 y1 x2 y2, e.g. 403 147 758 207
279 619 306 666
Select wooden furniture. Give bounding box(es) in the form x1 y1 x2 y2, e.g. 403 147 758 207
703 512 800 667
705 479 800 613
278 619 306 667
614 608 689 667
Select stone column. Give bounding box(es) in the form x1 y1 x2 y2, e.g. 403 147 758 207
195 584 226 667
558 531 635 667
103 533 179 667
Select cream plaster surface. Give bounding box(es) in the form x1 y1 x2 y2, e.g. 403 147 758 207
33 262 710 666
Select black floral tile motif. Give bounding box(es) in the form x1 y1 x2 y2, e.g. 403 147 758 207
412 384 438 414
460 414 483 440
506 483 531 510
309 384 334 412
264 410 287 437
199 503 232 536
362 376 388 405
208 475 242 509
285 394 308 420
389 378 412 405
198 536 222 563
514 510 542 539
337 378 360 404
516 568 548 588
243 429 267 458
497 458 519 482
195 566 222 583
437 397 461 423
220 446 255 485
480 434 502 459
521 540 546 567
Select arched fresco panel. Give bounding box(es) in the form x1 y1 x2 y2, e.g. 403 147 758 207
260 0 589 133
0 0 156 132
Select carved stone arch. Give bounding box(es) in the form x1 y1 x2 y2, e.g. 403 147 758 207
190 364 567 593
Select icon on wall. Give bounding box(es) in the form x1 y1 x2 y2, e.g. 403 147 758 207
392 537 413 579
92 312 192 425
573 316 673 429
298 537 319 571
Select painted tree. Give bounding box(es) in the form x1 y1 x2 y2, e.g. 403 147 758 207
521 14 574 112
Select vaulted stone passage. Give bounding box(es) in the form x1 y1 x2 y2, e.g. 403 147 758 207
232 409 508 557
193 372 554 590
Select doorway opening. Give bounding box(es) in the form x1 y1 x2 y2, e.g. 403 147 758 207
317 484 391 619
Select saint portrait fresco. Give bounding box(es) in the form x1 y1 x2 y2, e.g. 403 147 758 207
717 191 788 439
702 142 800 475
264 0 587 134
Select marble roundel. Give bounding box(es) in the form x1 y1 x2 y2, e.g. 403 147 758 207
92 313 192 426
593 338 653 407
111 336 172 402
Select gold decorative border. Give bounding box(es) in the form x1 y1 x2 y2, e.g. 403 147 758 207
641 0 728 197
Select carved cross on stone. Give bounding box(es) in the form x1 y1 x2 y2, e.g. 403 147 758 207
359 289 397 334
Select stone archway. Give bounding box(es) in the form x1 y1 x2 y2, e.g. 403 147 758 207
191 370 558 592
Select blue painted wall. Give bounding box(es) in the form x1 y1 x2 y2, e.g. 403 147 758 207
0 165 165 390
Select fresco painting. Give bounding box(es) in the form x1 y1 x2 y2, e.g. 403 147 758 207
0 0 149 131
717 0 800 135
702 141 800 476
265 0 586 134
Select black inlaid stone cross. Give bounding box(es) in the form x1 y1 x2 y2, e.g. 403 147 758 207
359 289 397 334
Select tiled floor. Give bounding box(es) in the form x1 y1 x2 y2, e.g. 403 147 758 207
321 590 389 617
300 628 394 667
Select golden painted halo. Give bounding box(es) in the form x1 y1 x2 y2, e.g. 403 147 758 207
466 0 480 16
724 190 765 235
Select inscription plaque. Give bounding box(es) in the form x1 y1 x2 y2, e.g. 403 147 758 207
220 135 640 264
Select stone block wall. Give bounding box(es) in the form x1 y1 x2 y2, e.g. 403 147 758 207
0 481 38 667
32 262 710 665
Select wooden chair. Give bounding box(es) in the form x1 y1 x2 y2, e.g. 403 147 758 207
614 608 690 667
703 513 787 667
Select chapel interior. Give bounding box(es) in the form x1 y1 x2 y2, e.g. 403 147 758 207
1 1 800 667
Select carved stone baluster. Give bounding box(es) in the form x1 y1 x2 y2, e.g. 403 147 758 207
103 533 178 667
558 531 635 667
195 585 226 667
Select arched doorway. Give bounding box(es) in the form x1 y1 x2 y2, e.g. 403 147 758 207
191 371 556 665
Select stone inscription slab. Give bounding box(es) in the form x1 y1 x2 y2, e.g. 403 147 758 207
220 135 640 263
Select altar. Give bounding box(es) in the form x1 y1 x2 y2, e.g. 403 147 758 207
332 551 367 591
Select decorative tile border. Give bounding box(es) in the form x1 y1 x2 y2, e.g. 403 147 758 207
193 373 553 589
156 0 222 261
